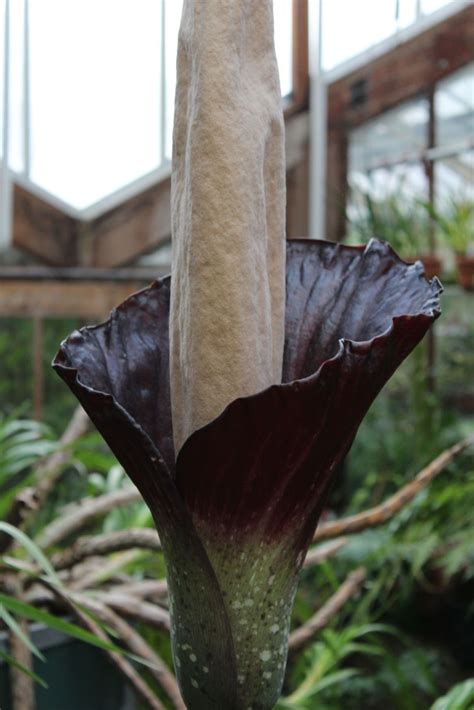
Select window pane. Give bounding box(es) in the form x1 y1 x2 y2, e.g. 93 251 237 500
12 0 293 208
434 149 474 209
0 0 5 162
164 0 182 161
349 98 429 172
323 0 397 70
0 0 25 170
29 0 163 209
421 0 453 13
435 62 474 148
274 0 293 98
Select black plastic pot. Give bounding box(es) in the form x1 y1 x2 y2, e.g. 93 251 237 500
0 623 135 710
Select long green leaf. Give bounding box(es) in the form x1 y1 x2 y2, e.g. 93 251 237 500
0 594 156 670
431 679 474 710
0 605 45 661
0 649 48 689
0 522 60 585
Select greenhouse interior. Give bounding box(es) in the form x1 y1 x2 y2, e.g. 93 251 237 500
0 1 473 709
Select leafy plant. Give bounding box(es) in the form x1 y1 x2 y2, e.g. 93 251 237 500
0 414 57 519
278 624 401 708
422 198 474 255
0 522 156 689
347 182 431 258
431 678 474 710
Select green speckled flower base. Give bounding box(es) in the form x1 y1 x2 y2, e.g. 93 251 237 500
53 240 442 709
168 521 300 709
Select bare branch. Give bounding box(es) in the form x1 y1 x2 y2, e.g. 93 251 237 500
43 583 166 710
314 435 474 543
302 538 348 569
0 406 90 553
74 595 185 710
69 550 144 591
8 619 36 710
288 567 366 653
90 590 170 632
51 529 161 570
107 579 169 600
37 487 142 549
34 406 90 504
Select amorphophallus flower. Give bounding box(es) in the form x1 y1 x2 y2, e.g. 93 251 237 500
53 2 442 709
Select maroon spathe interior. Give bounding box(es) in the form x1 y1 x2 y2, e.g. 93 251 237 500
54 239 441 544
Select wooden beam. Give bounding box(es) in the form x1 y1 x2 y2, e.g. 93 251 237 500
291 0 309 110
0 278 159 318
13 184 79 265
84 177 172 267
325 4 474 242
0 266 168 281
327 4 474 129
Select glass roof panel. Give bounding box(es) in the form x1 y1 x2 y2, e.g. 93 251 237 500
349 98 430 172
322 0 456 70
28 0 163 209
435 62 474 146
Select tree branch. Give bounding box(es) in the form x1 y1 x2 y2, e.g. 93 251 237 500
0 406 90 554
302 538 347 569
313 436 474 543
37 487 142 549
90 590 170 632
288 567 366 653
72 594 185 710
51 529 161 570
43 583 167 710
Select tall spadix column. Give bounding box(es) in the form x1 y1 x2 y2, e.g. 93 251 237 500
170 0 286 453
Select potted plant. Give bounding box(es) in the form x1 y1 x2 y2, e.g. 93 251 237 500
426 199 474 290
347 186 442 279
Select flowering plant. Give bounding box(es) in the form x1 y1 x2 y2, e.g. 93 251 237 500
54 238 440 708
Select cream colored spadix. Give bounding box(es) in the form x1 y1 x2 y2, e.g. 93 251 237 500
170 0 286 453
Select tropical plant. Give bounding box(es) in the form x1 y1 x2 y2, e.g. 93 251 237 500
347 182 431 258
431 678 474 710
0 414 57 519
278 624 400 708
423 198 474 255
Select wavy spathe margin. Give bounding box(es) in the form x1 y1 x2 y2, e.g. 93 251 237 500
53 238 441 709
177 239 441 546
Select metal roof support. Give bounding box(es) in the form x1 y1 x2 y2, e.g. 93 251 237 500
1 0 12 251
309 0 327 240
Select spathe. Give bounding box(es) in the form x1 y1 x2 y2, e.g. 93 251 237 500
54 239 441 709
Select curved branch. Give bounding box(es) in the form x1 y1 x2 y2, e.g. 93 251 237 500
90 590 170 632
0 406 90 553
302 538 347 569
313 436 473 543
51 529 161 570
37 487 142 549
73 594 185 710
288 567 366 653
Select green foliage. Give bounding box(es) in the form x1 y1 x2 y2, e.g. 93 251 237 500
431 679 474 710
347 183 431 257
279 624 401 709
422 198 474 255
0 523 156 686
0 413 57 519
0 317 80 432
87 464 152 533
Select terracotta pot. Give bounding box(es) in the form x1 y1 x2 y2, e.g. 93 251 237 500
406 254 442 281
419 254 443 281
456 254 474 291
